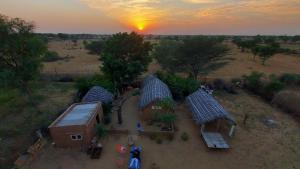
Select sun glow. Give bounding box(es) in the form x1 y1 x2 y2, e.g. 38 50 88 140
137 24 144 31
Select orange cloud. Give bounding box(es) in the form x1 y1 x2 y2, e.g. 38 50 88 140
80 0 300 34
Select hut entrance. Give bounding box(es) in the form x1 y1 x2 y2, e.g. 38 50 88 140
96 114 100 124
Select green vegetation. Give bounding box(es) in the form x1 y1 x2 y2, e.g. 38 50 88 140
279 73 300 85
75 74 114 96
0 14 47 91
43 51 61 62
257 45 277 65
84 40 105 55
156 71 200 100
243 72 286 100
96 124 108 139
153 37 228 79
100 32 152 93
232 35 281 65
152 40 183 73
155 98 175 109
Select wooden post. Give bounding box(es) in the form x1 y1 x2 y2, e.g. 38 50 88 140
200 124 205 134
229 125 236 137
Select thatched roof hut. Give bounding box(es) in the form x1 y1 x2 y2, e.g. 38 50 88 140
82 86 113 104
186 89 236 125
139 75 173 109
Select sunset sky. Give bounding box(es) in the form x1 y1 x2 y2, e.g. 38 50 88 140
0 0 299 35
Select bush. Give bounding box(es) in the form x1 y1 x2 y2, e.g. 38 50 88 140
279 73 300 85
264 75 285 94
181 132 189 141
75 74 114 98
43 51 61 62
96 124 107 139
243 71 264 94
156 71 200 100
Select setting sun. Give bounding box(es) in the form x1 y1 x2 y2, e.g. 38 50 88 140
137 24 144 31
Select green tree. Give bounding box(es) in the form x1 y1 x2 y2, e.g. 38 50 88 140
176 37 228 79
152 40 182 73
101 32 152 92
84 40 105 55
0 14 47 91
257 45 276 65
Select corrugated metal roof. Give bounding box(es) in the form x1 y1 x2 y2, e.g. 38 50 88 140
56 103 98 126
82 86 113 104
142 74 156 87
186 89 236 125
139 75 173 109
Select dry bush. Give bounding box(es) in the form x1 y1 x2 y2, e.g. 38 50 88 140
272 90 300 117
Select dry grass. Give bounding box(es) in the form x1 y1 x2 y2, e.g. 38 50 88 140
29 90 300 169
272 89 300 117
43 40 100 75
44 40 300 81
207 42 300 79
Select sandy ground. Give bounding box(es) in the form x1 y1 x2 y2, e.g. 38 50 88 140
43 40 100 75
28 90 300 169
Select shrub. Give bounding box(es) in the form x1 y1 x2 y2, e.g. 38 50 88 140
263 81 284 100
156 71 200 100
181 132 189 141
264 75 285 94
96 124 107 139
75 74 114 98
279 73 300 85
243 71 264 94
43 51 61 62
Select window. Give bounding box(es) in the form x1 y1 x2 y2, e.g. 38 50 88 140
152 106 162 110
70 134 83 141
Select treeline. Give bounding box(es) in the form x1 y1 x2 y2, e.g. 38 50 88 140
232 35 299 65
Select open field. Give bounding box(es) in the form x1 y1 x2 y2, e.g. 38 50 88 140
29 90 300 169
208 42 300 79
43 40 101 76
0 83 76 168
44 40 300 79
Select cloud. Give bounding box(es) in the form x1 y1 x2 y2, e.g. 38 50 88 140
80 0 300 33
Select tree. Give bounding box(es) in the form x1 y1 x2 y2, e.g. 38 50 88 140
257 45 276 65
0 14 47 91
250 45 260 60
152 40 182 73
176 37 228 79
84 40 105 55
101 32 152 92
